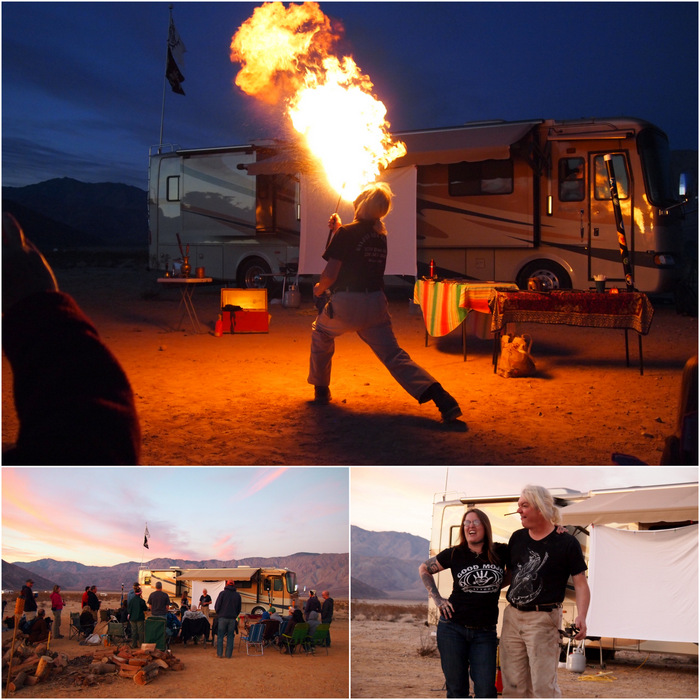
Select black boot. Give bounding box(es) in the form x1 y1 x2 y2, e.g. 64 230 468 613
420 383 462 422
313 386 331 404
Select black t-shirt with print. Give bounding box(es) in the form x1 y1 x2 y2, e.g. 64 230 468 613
436 543 508 627
506 528 587 606
323 219 386 291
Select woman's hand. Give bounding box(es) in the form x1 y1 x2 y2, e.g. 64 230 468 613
328 213 341 235
433 595 454 619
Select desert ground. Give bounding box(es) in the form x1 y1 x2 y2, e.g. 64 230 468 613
2 592 348 698
2 251 697 465
350 601 698 699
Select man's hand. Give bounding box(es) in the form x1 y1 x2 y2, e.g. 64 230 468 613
2 213 58 313
573 616 587 640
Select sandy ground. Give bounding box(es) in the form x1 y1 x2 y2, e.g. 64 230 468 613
350 603 698 699
3 592 348 698
2 254 697 465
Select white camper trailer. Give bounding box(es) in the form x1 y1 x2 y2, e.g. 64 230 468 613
149 117 686 293
429 483 698 657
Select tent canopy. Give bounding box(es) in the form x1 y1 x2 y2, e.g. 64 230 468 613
560 483 698 526
175 567 260 582
390 120 542 167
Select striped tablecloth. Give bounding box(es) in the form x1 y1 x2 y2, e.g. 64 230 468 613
413 279 520 337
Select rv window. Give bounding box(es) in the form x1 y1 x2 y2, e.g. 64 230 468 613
166 176 180 202
593 154 629 200
558 158 585 201
448 160 514 196
236 580 253 589
273 579 283 592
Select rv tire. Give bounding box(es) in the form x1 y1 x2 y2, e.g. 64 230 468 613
518 260 572 291
237 257 272 289
251 606 266 616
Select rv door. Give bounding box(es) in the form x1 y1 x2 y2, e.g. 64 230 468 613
589 152 634 283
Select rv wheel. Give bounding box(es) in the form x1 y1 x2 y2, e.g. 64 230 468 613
251 606 265 616
518 260 572 291
238 257 272 288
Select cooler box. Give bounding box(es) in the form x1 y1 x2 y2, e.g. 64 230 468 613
220 288 269 334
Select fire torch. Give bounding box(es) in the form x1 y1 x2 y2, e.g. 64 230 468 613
604 154 635 291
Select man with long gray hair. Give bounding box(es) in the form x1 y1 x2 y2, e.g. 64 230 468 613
500 485 590 698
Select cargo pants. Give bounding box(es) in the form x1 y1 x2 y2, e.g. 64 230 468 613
308 291 438 400
499 605 563 698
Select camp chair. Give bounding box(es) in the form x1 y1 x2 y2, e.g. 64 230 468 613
69 612 85 640
107 621 128 645
240 622 265 656
306 623 330 655
279 622 308 656
261 619 280 647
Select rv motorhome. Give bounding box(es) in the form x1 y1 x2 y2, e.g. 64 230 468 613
137 566 299 616
148 117 685 293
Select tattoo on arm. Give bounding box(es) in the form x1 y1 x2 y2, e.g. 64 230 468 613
420 557 442 599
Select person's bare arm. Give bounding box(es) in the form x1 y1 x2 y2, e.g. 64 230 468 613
418 556 454 618
572 572 590 640
313 258 342 297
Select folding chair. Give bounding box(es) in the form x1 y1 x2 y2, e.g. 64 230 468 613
261 619 280 647
240 622 265 656
279 622 308 656
306 623 330 655
107 621 128 645
69 613 83 640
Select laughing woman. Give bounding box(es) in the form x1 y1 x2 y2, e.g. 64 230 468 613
419 508 508 698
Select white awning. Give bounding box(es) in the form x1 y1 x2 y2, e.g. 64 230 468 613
560 483 698 526
175 567 260 581
390 120 542 166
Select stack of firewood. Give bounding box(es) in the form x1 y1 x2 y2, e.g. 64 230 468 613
2 637 184 692
2 639 68 692
91 644 185 685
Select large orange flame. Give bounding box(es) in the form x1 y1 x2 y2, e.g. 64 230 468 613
231 2 406 201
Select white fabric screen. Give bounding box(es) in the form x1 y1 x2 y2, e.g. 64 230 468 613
587 524 698 643
190 580 225 609
299 166 417 275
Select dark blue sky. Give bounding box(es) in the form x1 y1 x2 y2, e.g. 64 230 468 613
2 1 697 189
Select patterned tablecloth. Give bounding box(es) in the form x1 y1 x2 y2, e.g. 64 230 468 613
413 279 520 337
490 290 654 335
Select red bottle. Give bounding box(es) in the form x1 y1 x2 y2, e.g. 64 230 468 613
214 314 223 337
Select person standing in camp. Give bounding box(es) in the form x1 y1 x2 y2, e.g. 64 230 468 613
307 182 462 424
199 588 212 613
321 590 334 646
214 579 242 659
147 581 170 618
419 508 508 698
304 590 321 620
50 584 65 638
127 588 148 649
500 484 590 698
20 579 37 621
87 585 100 621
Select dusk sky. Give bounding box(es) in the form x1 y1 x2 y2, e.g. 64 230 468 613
351 466 699 540
2 467 349 566
2 2 697 189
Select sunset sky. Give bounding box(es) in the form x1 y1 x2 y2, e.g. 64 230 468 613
2 2 696 188
2 467 349 567
351 466 699 540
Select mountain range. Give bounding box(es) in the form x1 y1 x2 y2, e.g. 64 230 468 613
351 526 429 600
2 552 348 597
2 177 147 249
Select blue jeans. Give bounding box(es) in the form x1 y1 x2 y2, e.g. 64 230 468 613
217 617 236 658
437 619 498 698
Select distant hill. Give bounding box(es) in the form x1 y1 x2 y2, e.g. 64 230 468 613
351 526 429 600
3 553 348 598
1 561 56 592
2 177 147 249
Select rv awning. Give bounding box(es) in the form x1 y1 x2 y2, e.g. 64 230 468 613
175 567 260 582
560 483 698 526
390 120 542 167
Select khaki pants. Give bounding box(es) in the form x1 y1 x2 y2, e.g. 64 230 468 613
500 605 562 698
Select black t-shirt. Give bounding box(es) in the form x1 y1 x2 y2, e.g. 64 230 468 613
506 528 587 606
436 543 509 627
323 219 387 291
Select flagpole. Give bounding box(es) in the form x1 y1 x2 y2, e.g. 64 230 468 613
158 5 174 152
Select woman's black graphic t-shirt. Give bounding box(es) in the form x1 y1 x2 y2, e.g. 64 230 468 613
436 544 508 627
324 219 386 291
